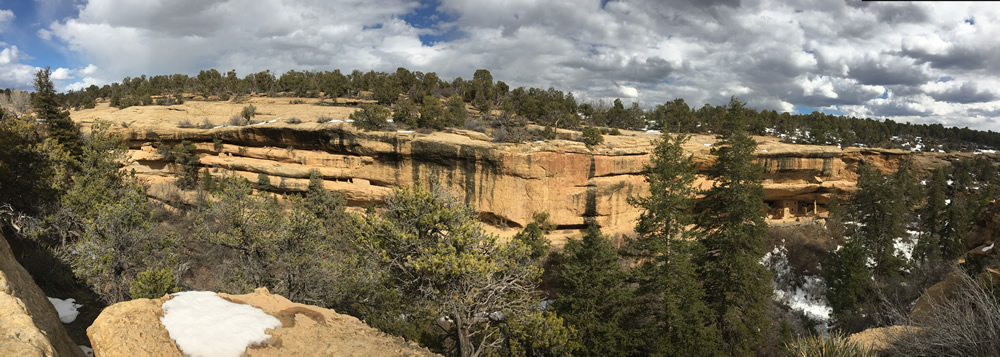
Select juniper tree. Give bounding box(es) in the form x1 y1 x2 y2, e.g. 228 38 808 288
354 184 576 357
555 224 638 356
695 101 772 355
627 133 721 355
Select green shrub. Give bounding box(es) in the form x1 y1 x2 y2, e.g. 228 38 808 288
177 120 195 128
350 104 391 131
240 104 256 124
286 117 302 124
129 267 181 299
582 127 604 147
255 173 271 190
512 222 550 260
198 118 214 129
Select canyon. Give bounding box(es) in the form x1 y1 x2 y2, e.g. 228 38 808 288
70 100 997 241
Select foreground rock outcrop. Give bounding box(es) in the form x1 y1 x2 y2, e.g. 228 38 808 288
0 235 83 357
87 288 436 357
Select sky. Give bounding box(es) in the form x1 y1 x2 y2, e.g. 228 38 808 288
1 0 999 131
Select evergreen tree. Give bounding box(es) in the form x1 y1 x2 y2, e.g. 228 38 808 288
915 167 947 263
852 161 907 277
824 238 873 329
555 224 638 356
694 102 771 355
627 133 721 355
171 140 200 189
34 67 83 157
941 194 972 260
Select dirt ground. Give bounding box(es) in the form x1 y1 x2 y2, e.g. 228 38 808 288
70 97 362 132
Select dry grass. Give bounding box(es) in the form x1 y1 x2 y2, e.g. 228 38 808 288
69 96 361 132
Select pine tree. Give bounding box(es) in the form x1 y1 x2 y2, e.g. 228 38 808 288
694 104 772 355
555 224 639 356
941 194 972 260
34 67 83 157
627 133 721 355
824 238 873 328
852 161 907 277
915 167 947 263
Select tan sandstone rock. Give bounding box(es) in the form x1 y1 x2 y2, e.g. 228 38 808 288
87 288 436 357
69 102 998 240
0 235 84 357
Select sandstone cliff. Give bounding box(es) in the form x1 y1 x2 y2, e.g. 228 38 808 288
0 234 84 357
112 121 994 238
68 100 997 237
87 287 436 356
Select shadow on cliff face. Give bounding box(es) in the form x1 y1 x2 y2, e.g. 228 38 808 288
3 229 106 348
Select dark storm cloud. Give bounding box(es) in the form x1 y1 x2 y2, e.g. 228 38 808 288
928 82 997 103
900 45 999 71
847 57 932 86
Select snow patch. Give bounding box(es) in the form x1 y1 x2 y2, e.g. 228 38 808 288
396 130 415 133
47 297 81 323
160 291 281 357
762 246 832 329
249 119 279 126
79 345 94 357
982 243 994 253
894 235 917 262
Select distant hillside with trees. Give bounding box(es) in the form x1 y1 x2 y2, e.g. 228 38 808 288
7 67 998 151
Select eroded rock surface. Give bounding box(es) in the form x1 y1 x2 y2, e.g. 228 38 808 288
113 123 995 238
0 235 83 357
87 288 436 357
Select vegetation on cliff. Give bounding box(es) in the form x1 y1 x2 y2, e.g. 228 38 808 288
13 66 1000 150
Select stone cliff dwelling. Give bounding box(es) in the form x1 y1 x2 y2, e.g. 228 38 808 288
767 199 826 221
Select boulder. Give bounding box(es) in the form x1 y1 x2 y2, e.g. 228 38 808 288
0 235 84 357
87 288 436 357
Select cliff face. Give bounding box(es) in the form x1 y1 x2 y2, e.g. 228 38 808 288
87 288 437 357
118 123 992 236
0 235 83 357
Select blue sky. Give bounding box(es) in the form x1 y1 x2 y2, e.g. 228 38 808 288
2 0 999 131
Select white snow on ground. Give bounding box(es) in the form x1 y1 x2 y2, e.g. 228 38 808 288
160 291 281 357
983 243 994 253
345 119 354 123
761 149 768 153
397 130 415 133
703 143 711 147
249 119 279 126
47 297 81 323
79 345 94 357
894 231 919 262
761 246 832 331
645 129 661 134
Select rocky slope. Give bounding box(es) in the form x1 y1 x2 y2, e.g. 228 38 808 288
87 288 436 357
0 234 84 357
